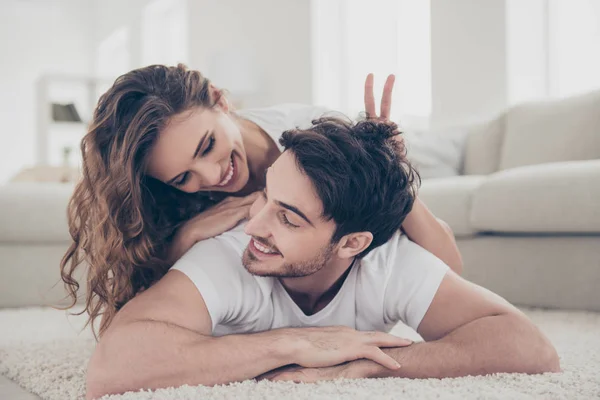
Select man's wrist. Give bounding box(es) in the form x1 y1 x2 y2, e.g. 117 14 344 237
367 346 411 378
256 328 300 365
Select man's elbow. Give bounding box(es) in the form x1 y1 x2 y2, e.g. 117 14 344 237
536 341 561 374
85 325 137 399
86 343 115 399
516 315 561 374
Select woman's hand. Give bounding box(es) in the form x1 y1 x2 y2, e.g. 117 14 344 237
364 73 395 121
167 192 261 264
364 73 404 148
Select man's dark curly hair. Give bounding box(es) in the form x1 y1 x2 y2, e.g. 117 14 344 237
279 116 420 258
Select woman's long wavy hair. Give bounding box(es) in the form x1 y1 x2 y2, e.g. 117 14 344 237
60 64 223 339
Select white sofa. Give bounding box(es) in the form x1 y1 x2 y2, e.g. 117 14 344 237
419 90 600 311
1 90 599 311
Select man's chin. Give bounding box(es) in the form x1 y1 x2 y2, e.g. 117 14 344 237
242 248 277 276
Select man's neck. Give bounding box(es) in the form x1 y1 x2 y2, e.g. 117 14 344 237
279 258 355 316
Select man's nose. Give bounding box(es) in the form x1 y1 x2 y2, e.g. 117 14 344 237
244 203 271 239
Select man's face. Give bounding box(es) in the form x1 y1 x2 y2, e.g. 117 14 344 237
242 151 338 277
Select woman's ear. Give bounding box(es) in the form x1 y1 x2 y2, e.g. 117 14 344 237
210 84 229 113
336 232 373 260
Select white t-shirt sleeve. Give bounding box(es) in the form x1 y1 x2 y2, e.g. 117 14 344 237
382 232 449 331
170 232 267 332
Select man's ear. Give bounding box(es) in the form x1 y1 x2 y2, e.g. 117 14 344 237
336 231 373 259
210 84 229 112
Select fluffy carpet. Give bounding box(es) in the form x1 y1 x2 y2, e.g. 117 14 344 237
0 307 599 400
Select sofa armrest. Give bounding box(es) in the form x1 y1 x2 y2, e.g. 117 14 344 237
471 160 600 233
0 183 74 243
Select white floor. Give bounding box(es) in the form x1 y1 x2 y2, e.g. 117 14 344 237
1 306 600 400
0 306 89 400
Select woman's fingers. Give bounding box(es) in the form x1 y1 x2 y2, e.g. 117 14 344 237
365 73 395 120
218 192 260 211
380 74 395 120
364 73 376 118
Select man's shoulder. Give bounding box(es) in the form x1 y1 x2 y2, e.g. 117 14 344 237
187 222 248 257
170 222 253 280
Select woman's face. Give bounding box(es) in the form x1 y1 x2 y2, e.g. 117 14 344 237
147 106 250 194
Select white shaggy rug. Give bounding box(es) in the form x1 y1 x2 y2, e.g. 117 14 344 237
1 307 599 400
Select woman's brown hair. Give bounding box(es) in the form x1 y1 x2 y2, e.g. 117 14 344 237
60 64 222 339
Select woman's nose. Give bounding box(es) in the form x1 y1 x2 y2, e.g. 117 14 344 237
192 160 222 188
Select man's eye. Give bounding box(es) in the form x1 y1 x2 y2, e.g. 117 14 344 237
280 213 299 228
203 136 215 155
174 172 189 187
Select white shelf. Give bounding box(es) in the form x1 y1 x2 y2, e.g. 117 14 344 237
36 74 110 166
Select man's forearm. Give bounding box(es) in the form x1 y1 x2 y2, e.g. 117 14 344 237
367 314 560 379
87 320 295 398
402 197 463 274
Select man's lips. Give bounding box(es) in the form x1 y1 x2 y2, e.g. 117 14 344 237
249 238 281 257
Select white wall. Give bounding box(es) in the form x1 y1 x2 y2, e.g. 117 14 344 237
188 0 313 107
0 0 94 183
430 0 508 128
89 0 312 108
91 0 151 75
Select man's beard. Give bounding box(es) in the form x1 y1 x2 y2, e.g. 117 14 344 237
242 242 335 278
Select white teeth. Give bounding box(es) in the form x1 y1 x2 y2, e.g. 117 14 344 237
253 239 276 254
217 157 235 187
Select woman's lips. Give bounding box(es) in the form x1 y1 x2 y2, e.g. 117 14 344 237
216 154 236 187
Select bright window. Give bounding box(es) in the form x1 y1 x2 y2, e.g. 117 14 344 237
507 0 600 104
311 0 431 128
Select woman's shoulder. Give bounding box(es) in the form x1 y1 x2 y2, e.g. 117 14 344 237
237 103 347 146
238 103 333 129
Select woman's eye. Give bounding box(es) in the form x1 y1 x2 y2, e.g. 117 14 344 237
174 172 189 187
203 136 215 155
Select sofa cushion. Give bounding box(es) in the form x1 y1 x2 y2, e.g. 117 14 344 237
471 160 600 233
0 183 74 242
418 176 486 237
462 114 506 175
499 90 600 171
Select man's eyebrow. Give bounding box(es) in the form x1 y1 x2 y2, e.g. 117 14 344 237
275 200 314 227
166 130 210 184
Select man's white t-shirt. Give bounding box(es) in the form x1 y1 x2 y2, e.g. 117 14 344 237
170 104 449 336
171 224 449 336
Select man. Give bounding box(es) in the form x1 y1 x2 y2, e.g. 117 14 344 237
86 117 559 399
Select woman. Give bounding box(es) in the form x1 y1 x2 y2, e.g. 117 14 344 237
60 64 462 338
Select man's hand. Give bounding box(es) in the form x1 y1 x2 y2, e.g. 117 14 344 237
289 326 411 370
257 360 376 383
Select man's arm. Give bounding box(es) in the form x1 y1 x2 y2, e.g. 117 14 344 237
86 270 410 399
366 271 559 378
86 270 292 398
262 272 560 383
401 197 463 274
